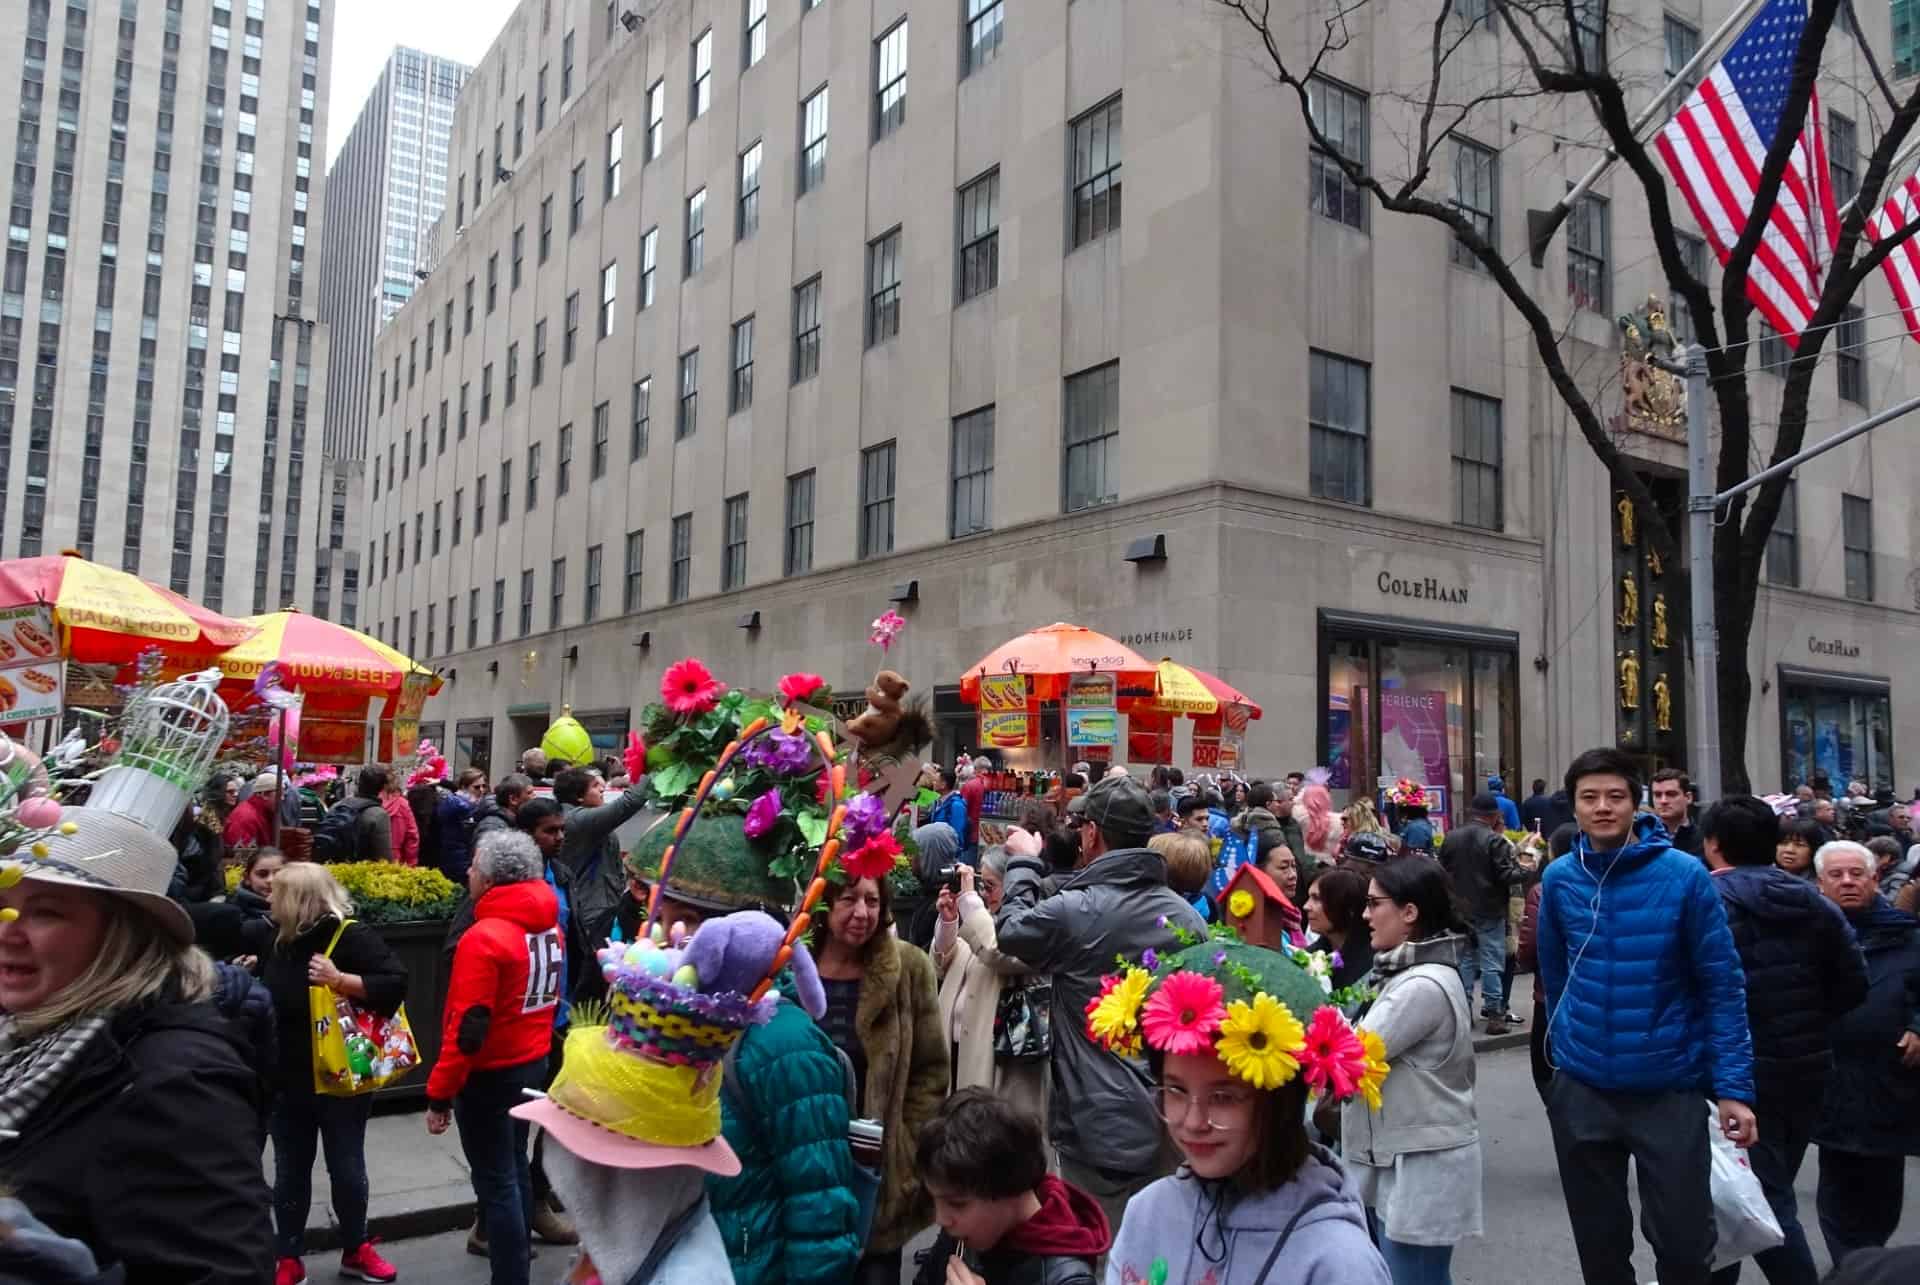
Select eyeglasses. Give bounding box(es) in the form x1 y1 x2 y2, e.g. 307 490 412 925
1364 895 1394 909
1153 1083 1256 1131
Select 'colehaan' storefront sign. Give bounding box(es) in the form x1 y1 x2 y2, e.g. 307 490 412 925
1376 570 1470 605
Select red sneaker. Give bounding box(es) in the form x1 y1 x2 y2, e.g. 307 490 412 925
339 1239 398 1283
274 1258 306 1285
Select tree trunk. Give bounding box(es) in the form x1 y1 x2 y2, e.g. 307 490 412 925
1712 522 1760 795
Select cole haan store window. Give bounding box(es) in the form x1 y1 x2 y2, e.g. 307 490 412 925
1318 611 1520 827
1778 666 1892 794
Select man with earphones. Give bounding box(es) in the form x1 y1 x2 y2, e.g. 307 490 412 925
1537 747 1758 1285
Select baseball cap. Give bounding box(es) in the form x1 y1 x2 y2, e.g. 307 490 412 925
1081 773 1155 844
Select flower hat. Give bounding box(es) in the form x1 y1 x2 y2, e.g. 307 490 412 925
1385 777 1429 809
1086 935 1391 1107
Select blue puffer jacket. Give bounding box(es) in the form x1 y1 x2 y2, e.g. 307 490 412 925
708 990 862 1285
1538 814 1755 1102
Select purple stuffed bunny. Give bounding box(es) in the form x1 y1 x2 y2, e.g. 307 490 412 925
680 910 827 1018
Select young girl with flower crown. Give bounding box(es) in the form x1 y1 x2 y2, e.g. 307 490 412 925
1093 939 1391 1285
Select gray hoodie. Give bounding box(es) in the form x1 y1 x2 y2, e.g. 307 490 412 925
1105 1146 1390 1285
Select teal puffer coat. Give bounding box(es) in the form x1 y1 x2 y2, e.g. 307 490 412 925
707 994 863 1285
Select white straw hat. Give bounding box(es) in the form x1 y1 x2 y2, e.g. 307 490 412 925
8 807 195 945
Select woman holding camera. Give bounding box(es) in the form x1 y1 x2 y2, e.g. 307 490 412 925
932 846 1048 1124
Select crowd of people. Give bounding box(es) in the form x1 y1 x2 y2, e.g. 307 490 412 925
3 739 1920 1285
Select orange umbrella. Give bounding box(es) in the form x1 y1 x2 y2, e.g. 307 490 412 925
959 622 1157 703
0 552 258 662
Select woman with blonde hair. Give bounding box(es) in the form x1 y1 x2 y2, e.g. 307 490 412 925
260 861 408 1285
0 807 274 1282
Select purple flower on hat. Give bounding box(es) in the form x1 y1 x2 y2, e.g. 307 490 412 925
1332 950 1345 970
1156 914 1168 929
1141 948 1160 972
1214 950 1228 966
842 792 890 847
743 729 812 775
743 788 782 839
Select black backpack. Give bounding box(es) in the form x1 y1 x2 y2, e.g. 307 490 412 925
312 797 376 861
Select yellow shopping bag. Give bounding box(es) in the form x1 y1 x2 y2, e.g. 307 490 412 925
310 918 420 1097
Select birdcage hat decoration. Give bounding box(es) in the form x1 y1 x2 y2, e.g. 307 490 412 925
85 667 229 836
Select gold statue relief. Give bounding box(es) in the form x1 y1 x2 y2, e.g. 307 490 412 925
1618 576 1640 631
1652 595 1670 650
1648 547 1664 578
1617 493 1636 548
1653 673 1673 733
1619 652 1641 710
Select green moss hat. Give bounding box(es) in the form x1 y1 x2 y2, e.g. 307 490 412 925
625 812 796 913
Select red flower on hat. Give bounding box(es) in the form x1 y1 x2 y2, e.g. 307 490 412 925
779 672 826 706
661 657 726 718
840 831 901 881
1140 971 1227 1057
1298 1007 1368 1100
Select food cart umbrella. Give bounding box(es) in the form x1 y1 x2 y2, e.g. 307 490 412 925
211 608 437 696
1124 658 1264 720
0 552 258 662
958 622 1158 704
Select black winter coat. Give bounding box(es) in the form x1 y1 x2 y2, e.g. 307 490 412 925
1814 897 1920 1156
259 915 408 1097
911 1231 1095 1285
0 997 275 1284
1713 865 1868 1092
1437 823 1528 918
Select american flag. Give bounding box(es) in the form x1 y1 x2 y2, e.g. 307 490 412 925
1867 175 1920 343
1653 0 1839 348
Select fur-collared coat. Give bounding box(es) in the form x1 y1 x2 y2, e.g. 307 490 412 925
849 932 948 1253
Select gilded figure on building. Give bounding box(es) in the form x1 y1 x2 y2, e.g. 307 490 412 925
1617 493 1636 547
1618 576 1639 631
1619 652 1641 711
1653 673 1673 733
1652 595 1669 650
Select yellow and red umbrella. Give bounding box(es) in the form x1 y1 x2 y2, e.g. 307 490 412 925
959 622 1157 704
0 553 258 662
213 608 434 694
1130 658 1263 720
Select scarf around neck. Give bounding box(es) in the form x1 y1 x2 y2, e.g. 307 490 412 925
0 1011 111 1139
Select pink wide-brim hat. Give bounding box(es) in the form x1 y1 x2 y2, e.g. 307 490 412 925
510 1096 741 1176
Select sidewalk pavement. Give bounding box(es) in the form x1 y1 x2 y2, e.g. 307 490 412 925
288 972 1540 1249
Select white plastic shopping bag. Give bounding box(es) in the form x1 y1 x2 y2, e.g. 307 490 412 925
1706 1103 1783 1269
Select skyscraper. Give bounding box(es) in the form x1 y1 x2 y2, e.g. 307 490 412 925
0 0 333 616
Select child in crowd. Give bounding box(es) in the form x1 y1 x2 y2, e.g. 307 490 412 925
1775 815 1825 879
911 1089 1110 1285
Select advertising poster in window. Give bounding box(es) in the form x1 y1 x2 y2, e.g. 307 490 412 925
1380 688 1449 786
0 603 63 723
1065 672 1117 747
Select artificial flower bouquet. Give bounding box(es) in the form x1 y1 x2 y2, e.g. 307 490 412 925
1384 777 1429 810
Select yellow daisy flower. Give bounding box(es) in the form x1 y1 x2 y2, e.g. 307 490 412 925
1216 992 1305 1090
1227 889 1255 919
1088 968 1152 1056
1358 1027 1390 1110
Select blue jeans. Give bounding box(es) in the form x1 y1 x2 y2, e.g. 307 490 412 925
1711 1089 1820 1285
1378 1235 1454 1285
454 1058 546 1285
1459 911 1509 1016
270 1088 374 1258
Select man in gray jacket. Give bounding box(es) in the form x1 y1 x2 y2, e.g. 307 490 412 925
553 766 650 961
995 772 1206 1231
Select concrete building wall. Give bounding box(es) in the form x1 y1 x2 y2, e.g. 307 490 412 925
362 0 1920 799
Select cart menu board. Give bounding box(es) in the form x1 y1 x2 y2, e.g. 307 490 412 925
1066 672 1118 747
977 672 1034 748
0 603 63 722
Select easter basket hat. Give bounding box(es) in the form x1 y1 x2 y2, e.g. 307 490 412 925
626 811 797 914
3 806 195 945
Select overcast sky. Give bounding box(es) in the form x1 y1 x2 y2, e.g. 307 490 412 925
326 0 523 165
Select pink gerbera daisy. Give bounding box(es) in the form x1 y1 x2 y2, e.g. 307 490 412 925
661 657 726 717
839 831 901 882
1140 971 1226 1056
1298 1007 1368 1099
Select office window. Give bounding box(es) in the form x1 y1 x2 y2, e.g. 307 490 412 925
432 502 443 555
538 65 549 130
1825 111 1861 209
475 472 488 532
731 317 755 412
678 350 700 438
533 320 547 386
746 0 768 67
468 589 479 649
1308 79 1367 230
464 277 475 332
585 402 609 480
565 291 580 364
801 87 829 194
444 300 454 351
1567 193 1609 313
453 488 464 545
647 80 665 159
723 494 749 590
556 425 572 496
515 96 525 158
860 442 897 557
1070 97 1123 248
1837 305 1867 404
605 124 624 199
526 441 541 510
599 262 618 339
1665 15 1701 97
1574 0 1605 66
487 253 499 311
495 578 508 643
685 188 706 275
426 322 436 372
1672 233 1708 343
562 29 575 99
1064 362 1120 512
438 401 449 452
966 0 1004 74
404 431 412 478
410 339 418 387
670 514 692 602
793 276 822 381
1309 350 1370 505
738 142 762 240
584 544 603 621
959 170 999 300
875 21 907 140
785 471 815 575
512 225 524 288
1450 390 1503 531
539 196 553 261
624 529 644 611
570 164 586 233
1844 494 1874 601
505 342 518 406
951 405 995 538
1757 321 1788 372
1450 138 1495 267
867 229 901 346
635 227 658 311
550 557 566 628
500 461 511 519
1768 479 1799 586
692 29 713 118
631 376 651 459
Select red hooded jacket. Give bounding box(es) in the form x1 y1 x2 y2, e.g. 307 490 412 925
427 878 562 1107
222 794 276 850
